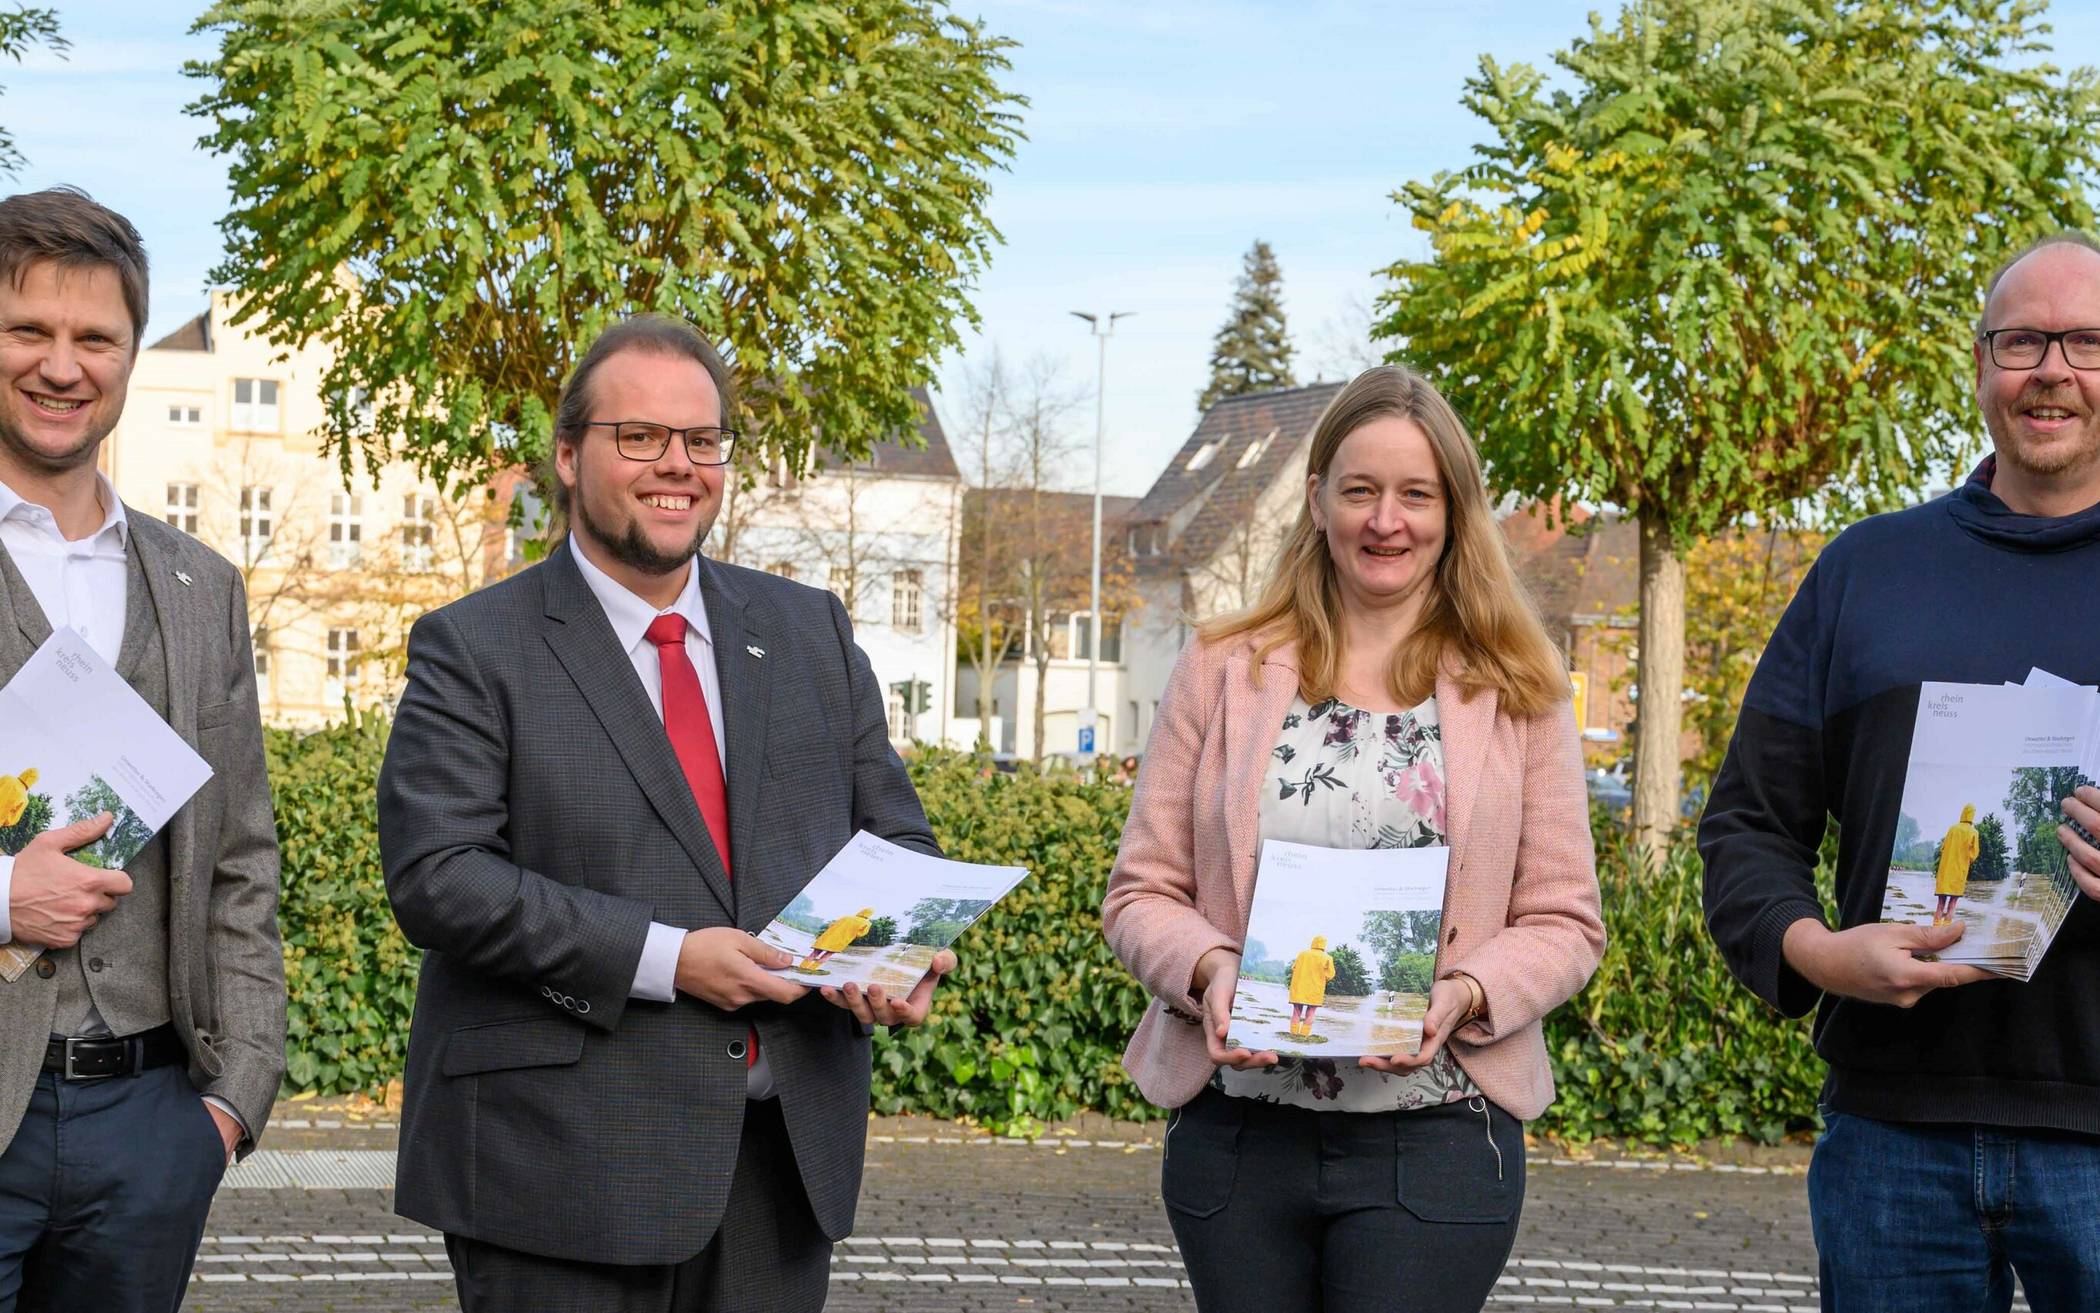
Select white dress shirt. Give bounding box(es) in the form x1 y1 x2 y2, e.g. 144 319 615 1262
0 474 249 1134
568 537 774 1099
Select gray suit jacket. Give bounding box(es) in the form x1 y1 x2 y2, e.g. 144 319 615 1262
378 543 937 1265
0 512 286 1147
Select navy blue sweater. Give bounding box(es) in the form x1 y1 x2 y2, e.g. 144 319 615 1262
1700 465 2100 1132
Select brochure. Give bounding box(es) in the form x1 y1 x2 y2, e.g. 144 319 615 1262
1877 673 2095 981
0 628 214 982
757 831 1029 994
1227 839 1450 1057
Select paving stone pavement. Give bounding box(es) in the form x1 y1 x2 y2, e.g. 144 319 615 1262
180 1113 2030 1313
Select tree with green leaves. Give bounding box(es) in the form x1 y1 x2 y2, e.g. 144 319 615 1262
0 7 60 176
1379 0 2100 849
0 788 49 856
1328 942 1373 997
861 915 898 949
1972 812 2011 882
63 775 149 867
1198 239 1295 411
186 2 1023 495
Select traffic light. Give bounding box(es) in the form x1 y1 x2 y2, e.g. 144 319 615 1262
889 679 933 717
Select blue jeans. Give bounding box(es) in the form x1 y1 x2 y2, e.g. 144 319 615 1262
1808 1108 2100 1312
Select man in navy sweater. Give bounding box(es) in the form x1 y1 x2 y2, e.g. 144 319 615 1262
1702 231 2100 1313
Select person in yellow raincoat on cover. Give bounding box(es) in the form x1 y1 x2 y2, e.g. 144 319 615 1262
799 907 876 972
0 768 37 830
1934 804 1982 926
1286 935 1336 1037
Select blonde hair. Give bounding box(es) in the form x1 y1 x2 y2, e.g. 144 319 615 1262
1198 365 1567 718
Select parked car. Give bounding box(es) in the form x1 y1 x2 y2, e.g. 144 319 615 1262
1586 767 1633 815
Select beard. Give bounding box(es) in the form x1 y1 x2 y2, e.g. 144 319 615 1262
570 463 713 576
1985 383 2100 481
0 404 108 476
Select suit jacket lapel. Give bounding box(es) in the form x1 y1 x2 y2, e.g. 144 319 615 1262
540 543 736 921
1435 663 1496 860
1224 643 1301 919
695 558 774 931
0 544 50 658
125 518 203 921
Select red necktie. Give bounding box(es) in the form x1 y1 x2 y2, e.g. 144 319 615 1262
646 614 754 1066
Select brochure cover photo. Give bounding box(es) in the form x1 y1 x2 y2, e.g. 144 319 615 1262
0 628 214 982
1879 680 2092 981
758 831 1029 994
1227 840 1449 1057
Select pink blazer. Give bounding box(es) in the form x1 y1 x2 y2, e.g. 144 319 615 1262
1102 632 1605 1120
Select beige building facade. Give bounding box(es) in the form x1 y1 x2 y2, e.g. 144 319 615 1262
101 292 517 728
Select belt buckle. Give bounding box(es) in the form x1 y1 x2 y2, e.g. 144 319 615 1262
61 1037 114 1081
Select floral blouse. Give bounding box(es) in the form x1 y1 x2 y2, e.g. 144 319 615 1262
1213 693 1481 1112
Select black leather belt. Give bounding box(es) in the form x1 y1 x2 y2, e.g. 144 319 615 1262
42 1023 185 1081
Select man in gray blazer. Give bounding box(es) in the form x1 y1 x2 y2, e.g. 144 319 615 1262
0 188 285 1309
378 313 952 1311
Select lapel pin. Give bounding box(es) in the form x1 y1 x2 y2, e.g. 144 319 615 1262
174 571 193 587
746 645 765 659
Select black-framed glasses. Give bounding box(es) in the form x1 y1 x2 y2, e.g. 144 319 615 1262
579 420 738 465
1978 327 2100 370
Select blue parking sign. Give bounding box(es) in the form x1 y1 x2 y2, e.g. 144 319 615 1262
1078 726 1095 754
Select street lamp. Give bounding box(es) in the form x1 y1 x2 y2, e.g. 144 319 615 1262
1070 309 1133 763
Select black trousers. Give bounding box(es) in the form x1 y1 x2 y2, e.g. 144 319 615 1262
0 1065 226 1313
1163 1086 1525 1313
447 1097 832 1313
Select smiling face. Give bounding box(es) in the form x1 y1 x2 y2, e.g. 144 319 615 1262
0 259 135 479
1975 242 2100 493
554 347 726 581
1309 414 1449 617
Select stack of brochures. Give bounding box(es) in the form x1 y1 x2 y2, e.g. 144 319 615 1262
1226 839 1449 1057
1878 669 2097 981
0 628 212 982
757 831 1029 994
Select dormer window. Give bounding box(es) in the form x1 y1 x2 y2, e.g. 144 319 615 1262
1185 441 1220 472
1236 429 1277 470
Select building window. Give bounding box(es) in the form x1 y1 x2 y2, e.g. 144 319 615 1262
1185 440 1220 472
887 688 911 740
401 493 437 572
328 492 363 568
326 628 361 684
163 482 198 533
166 403 202 427
238 486 273 562
231 378 281 432
767 561 797 581
1235 428 1276 470
252 628 271 702
892 568 922 631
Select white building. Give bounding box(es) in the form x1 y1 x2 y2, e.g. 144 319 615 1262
717 390 968 750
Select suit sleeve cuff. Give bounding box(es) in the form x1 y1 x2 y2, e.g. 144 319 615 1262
631 922 684 1002
0 854 12 944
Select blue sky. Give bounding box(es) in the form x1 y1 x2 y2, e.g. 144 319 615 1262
7 1 2097 498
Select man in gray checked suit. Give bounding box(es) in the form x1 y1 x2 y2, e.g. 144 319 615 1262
0 188 284 1310
378 314 953 1311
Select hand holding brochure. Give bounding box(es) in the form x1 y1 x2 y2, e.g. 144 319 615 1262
0 628 213 982
1227 839 1449 1057
757 831 1028 994
1876 670 2098 981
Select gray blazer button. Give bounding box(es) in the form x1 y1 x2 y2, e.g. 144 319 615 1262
33 960 54 979
87 958 104 973
726 1039 748 1060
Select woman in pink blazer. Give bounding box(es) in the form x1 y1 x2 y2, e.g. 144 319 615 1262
1103 366 1604 1312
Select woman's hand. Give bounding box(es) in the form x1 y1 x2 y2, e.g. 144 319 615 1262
1193 947 1277 1071
1359 978 1472 1074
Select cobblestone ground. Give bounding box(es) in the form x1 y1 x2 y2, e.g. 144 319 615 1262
180 1108 2010 1313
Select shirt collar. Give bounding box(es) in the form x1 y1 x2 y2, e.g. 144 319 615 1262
0 471 129 550
567 533 713 655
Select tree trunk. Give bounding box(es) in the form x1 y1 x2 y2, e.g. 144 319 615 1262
1633 512 1687 855
1032 639 1049 764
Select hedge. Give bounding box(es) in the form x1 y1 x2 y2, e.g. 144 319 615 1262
266 725 1831 1145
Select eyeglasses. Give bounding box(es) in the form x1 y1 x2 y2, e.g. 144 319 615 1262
1978 327 2100 371
577 421 738 465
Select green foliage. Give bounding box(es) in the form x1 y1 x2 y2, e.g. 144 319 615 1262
904 896 992 947
1972 813 2011 882
0 790 50 855
2007 766 2091 874
63 775 150 867
1380 951 1436 995
1198 239 1296 410
0 7 64 177
266 710 419 1096
1328 943 1372 996
186 0 1024 492
1536 832 1831 1145
870 751 1150 1131
862 915 898 949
